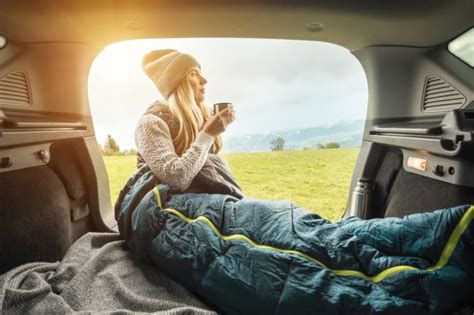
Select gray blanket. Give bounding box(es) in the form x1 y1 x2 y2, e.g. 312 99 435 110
0 232 216 314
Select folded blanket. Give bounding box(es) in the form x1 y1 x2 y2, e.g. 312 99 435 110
115 167 474 314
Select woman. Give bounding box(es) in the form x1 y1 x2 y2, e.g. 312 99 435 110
135 49 244 198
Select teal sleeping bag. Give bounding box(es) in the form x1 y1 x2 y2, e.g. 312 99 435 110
115 167 474 314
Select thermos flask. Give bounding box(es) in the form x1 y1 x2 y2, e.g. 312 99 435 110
349 178 372 218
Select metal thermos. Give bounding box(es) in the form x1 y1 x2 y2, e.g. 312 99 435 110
349 178 372 217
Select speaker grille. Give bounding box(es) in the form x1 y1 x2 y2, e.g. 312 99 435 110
0 71 32 106
422 76 465 112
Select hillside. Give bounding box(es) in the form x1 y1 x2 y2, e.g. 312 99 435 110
222 119 364 153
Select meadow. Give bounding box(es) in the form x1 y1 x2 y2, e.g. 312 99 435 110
103 147 359 222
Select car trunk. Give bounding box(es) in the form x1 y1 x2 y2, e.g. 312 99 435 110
0 1 473 313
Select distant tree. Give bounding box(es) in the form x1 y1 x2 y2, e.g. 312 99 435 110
317 142 340 149
123 148 138 156
103 135 120 156
325 142 340 149
270 137 285 151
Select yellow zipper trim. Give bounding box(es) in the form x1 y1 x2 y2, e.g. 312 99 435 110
153 187 162 209
152 188 473 283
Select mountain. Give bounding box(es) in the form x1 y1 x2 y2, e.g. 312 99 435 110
222 119 365 153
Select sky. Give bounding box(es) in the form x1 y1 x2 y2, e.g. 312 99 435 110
88 38 368 150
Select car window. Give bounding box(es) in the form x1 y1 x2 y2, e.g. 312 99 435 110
88 38 368 221
448 28 474 67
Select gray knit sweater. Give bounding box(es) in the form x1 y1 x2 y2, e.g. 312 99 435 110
135 102 215 191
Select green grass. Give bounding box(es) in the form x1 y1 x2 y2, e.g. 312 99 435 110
103 155 138 205
103 147 359 222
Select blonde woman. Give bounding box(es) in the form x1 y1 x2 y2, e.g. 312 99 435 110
135 49 243 198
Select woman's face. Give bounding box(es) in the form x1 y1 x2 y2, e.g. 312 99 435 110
188 67 207 104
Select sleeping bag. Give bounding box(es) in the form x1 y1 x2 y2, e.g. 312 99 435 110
115 167 474 314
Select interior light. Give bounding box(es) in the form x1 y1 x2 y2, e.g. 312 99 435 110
306 23 323 32
407 157 427 172
448 28 474 67
0 35 7 49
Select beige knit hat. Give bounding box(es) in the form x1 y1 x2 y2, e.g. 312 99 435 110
142 49 201 100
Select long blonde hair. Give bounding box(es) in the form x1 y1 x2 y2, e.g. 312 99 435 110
167 74 222 156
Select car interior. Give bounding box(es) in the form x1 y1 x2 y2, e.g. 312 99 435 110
0 0 473 313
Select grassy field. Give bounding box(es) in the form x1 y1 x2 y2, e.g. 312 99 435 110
103 147 359 222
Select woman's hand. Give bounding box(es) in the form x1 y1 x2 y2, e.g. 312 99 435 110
203 106 235 137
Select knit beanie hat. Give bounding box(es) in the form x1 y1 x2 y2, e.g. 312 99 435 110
142 49 201 100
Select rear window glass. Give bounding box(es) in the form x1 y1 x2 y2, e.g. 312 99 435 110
88 38 368 221
448 28 474 67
